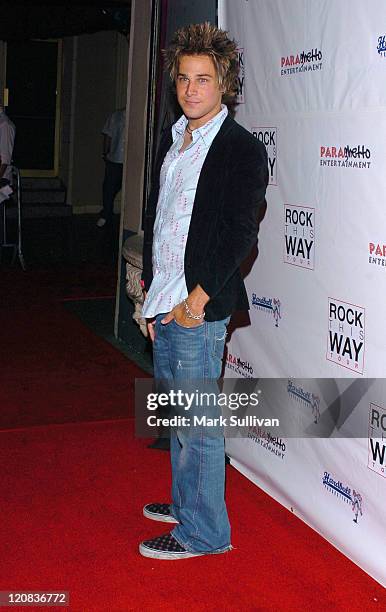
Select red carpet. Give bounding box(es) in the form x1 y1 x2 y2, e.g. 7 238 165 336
0 264 147 430
0 301 146 429
0 263 118 304
0 265 384 610
0 420 384 612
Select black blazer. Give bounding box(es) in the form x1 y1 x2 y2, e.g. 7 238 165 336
142 114 269 321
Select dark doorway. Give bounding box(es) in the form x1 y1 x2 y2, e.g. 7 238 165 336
6 40 60 175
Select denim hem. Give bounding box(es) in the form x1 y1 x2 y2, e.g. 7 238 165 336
172 528 232 555
169 504 178 521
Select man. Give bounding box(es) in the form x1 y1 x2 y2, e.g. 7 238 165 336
140 23 268 560
96 107 125 227
0 105 16 244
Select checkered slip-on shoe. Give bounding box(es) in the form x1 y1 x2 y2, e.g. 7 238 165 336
139 533 204 560
143 503 179 524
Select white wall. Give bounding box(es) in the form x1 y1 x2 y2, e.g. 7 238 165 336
219 0 386 587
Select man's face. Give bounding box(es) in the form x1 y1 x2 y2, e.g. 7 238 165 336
176 54 223 127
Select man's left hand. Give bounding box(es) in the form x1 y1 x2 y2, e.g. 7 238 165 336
161 301 202 328
160 285 210 328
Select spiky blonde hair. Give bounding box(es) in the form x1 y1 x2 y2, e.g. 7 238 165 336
164 22 239 102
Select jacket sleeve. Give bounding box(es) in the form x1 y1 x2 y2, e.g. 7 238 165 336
196 138 268 299
142 197 157 291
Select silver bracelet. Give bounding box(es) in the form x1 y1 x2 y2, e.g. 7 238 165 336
183 299 205 320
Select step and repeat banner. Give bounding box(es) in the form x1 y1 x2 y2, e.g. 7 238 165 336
218 0 386 586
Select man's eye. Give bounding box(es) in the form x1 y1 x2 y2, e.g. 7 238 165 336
199 78 207 83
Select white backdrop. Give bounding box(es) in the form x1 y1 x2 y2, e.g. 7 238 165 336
219 0 386 586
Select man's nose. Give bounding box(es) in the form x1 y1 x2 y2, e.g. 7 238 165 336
185 79 198 95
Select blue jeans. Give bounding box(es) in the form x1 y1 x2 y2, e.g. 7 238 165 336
153 314 231 553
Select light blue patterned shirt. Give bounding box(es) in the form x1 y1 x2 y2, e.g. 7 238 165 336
142 104 228 318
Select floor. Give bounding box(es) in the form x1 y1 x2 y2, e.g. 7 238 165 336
2 213 120 265
1 212 153 373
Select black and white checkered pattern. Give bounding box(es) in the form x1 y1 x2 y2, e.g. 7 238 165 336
143 502 179 524
139 532 203 560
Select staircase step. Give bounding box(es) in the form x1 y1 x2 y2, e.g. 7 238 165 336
21 177 63 190
5 176 69 217
6 202 72 219
22 190 66 204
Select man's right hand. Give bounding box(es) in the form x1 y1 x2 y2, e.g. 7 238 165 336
147 319 156 342
143 290 155 342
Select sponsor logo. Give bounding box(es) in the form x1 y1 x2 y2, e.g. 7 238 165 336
320 145 371 169
251 127 277 186
225 352 254 378
368 403 386 478
377 35 386 57
237 48 245 104
287 380 320 424
247 426 286 459
281 47 322 76
323 472 363 524
284 205 315 269
251 294 281 327
327 298 365 374
368 242 386 268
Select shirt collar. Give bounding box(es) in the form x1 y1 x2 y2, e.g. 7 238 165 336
172 104 228 147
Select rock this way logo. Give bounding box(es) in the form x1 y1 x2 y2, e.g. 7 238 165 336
287 380 320 424
377 35 386 57
251 127 277 186
327 298 365 374
284 205 315 270
368 403 386 478
237 48 245 104
251 294 281 327
323 472 363 524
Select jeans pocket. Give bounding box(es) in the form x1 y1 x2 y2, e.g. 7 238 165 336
173 318 205 330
